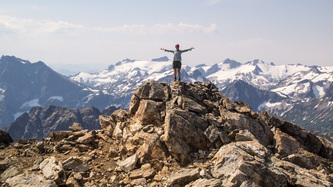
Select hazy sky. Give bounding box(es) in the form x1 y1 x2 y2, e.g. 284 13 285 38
0 0 332 73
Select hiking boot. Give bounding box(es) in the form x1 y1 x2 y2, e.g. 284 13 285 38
178 77 181 82
174 77 176 81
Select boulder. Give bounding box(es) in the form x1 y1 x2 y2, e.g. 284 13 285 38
319 136 333 160
0 130 13 148
186 178 222 187
77 131 96 144
73 130 88 138
211 141 287 186
6 173 57 187
49 131 73 142
166 168 200 187
112 123 123 139
139 80 166 101
259 111 324 156
179 96 206 113
62 156 89 172
66 176 81 187
135 132 167 164
1 166 19 181
69 122 83 132
129 163 155 179
133 99 161 125
117 154 139 172
32 156 44 171
36 141 55 154
274 128 300 156
130 178 147 186
39 157 66 185
129 94 141 115
220 109 273 146
111 109 128 122
272 156 333 186
234 129 257 142
162 108 208 164
282 150 322 169
99 115 115 137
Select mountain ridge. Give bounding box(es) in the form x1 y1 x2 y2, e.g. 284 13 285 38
1 55 332 134
1 80 333 186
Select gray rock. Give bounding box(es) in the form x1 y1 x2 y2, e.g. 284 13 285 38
235 129 257 142
185 178 222 187
1 166 19 181
69 122 83 132
139 80 166 101
133 99 161 125
6 173 57 187
99 115 115 137
76 131 95 144
32 156 44 171
212 141 287 186
40 157 66 185
166 168 200 187
62 156 89 172
49 131 73 142
117 154 139 172
130 177 147 186
162 108 208 164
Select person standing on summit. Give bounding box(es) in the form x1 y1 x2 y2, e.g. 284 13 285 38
161 44 195 81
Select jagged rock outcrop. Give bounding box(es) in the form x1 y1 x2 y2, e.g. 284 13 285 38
1 80 333 186
6 105 117 141
0 130 13 148
98 80 333 186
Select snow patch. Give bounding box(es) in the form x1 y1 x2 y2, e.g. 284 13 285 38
22 123 29 139
257 101 267 111
48 96 64 102
20 99 40 109
328 101 333 107
13 112 25 119
312 85 325 98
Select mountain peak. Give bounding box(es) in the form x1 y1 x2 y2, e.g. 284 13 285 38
221 58 242 68
151 56 169 62
0 55 31 65
115 58 135 66
245 59 266 66
309 66 321 74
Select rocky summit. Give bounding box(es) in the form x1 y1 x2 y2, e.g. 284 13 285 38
1 80 333 187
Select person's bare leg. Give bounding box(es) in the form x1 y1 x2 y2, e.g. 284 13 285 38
173 68 177 81
178 69 181 81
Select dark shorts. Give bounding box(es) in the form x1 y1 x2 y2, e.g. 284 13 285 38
173 61 181 69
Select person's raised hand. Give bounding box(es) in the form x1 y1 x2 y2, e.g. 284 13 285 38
191 47 195 50
160 48 165 50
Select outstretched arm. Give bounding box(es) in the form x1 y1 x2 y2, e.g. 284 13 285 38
181 47 195 53
161 48 173 53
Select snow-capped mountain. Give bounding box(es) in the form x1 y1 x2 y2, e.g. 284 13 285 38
271 66 333 101
196 59 312 90
72 57 332 107
71 57 332 132
72 56 208 108
1 55 332 133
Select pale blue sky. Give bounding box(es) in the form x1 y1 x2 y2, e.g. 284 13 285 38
0 0 332 72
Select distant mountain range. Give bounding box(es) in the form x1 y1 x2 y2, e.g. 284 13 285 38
0 56 117 128
1 55 332 136
72 56 333 132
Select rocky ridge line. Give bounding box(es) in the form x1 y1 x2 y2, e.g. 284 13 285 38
1 80 333 186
